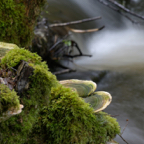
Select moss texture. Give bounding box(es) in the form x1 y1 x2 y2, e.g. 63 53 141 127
0 48 58 144
0 0 45 48
0 46 120 144
28 85 120 144
0 84 20 115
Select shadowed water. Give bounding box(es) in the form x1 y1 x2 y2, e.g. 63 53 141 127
46 0 144 143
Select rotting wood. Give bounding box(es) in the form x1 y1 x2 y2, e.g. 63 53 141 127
16 61 34 95
0 61 34 95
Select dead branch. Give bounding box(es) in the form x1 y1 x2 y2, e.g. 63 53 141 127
118 134 129 144
121 119 129 136
108 0 144 20
49 16 101 27
63 40 92 58
98 0 144 23
118 119 129 144
49 34 70 51
64 54 92 58
69 26 105 33
53 69 76 75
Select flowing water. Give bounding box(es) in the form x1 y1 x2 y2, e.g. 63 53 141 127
45 0 144 143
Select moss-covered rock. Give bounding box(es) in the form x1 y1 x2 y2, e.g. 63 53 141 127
0 43 120 144
28 85 120 144
0 0 45 48
0 46 47 69
0 46 58 144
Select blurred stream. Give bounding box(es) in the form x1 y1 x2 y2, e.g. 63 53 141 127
45 0 144 143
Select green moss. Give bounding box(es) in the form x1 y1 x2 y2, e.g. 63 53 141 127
93 111 120 143
0 47 47 69
28 85 120 144
0 84 20 114
0 47 120 144
0 48 58 144
0 0 45 47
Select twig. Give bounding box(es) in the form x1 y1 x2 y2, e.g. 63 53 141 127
63 40 92 58
108 0 144 20
121 119 129 136
118 119 129 144
69 26 105 33
54 46 69 56
53 69 76 75
118 134 129 144
63 54 92 58
49 16 101 27
10 67 17 72
49 34 70 51
97 0 138 23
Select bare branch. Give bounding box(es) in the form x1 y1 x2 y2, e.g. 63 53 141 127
108 0 144 20
53 69 76 75
118 119 129 144
63 54 92 58
118 134 129 144
49 16 101 27
121 119 129 136
97 0 139 23
69 26 105 33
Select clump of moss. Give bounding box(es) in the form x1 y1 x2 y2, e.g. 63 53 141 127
0 0 45 47
0 48 58 144
0 46 120 144
93 111 120 143
28 85 120 144
0 84 20 115
0 48 47 69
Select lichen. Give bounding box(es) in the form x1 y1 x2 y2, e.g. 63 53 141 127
0 0 45 48
28 85 120 144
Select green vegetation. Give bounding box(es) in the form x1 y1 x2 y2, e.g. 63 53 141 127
0 47 47 69
0 46 120 143
0 84 20 115
28 85 120 144
0 0 45 47
0 48 58 144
